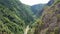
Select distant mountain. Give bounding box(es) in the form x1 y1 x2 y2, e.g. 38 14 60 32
47 0 54 6
31 4 46 17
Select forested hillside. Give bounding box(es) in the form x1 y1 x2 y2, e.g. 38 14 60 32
0 0 34 34
31 4 46 18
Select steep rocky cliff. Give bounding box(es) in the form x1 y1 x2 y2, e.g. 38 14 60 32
34 0 60 34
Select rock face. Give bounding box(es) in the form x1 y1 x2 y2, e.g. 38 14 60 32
34 0 60 34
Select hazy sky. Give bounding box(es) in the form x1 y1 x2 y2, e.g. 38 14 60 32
20 0 50 6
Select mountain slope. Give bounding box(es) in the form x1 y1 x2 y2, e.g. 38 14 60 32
34 0 60 34
0 0 34 34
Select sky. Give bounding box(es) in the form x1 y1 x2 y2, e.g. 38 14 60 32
20 0 50 6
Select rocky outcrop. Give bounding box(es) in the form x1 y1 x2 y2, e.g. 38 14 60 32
34 0 60 34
